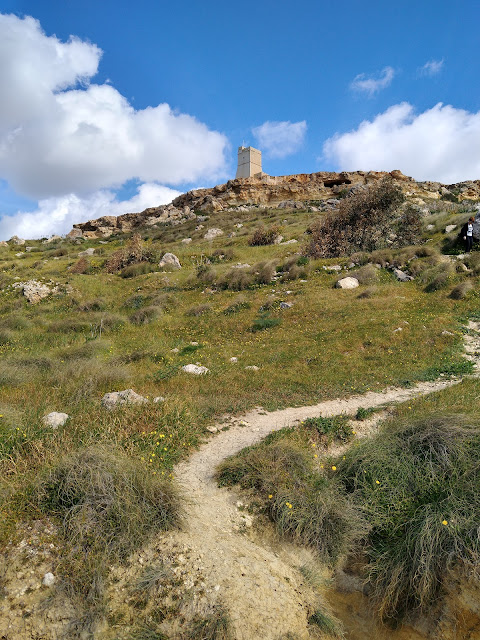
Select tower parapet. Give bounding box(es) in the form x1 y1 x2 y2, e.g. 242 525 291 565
235 146 262 178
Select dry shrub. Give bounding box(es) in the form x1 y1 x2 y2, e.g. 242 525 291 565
306 178 413 258
249 225 281 246
219 268 254 291
370 249 394 267
77 298 107 312
129 305 162 325
449 280 473 300
357 287 377 299
419 263 455 292
255 260 276 284
196 265 217 285
106 234 149 273
120 262 157 278
464 252 480 275
222 296 251 314
70 257 90 274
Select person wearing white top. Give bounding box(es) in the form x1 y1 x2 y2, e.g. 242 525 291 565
462 216 475 252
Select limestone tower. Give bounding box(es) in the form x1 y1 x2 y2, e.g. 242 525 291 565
235 146 262 178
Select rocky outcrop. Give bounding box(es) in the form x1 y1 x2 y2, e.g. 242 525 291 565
69 170 480 239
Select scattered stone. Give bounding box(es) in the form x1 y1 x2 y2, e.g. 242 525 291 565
181 238 192 244
159 253 181 270
335 277 359 289
25 246 35 252
426 224 435 231
393 327 403 333
15 252 23 257
445 225 457 233
101 389 148 409
442 330 454 336
457 254 466 260
232 263 251 269
245 365 259 371
195 224 204 231
273 235 284 244
204 228 223 241
171 347 180 353
280 302 293 309
182 364 209 375
190 341 199 346
14 280 52 304
10 235 25 245
42 573 55 587
235 223 243 228
280 239 298 245
206 426 218 433
323 265 342 272
42 412 69 429
78 247 95 257
230 357 238 363
393 268 413 282
153 396 165 403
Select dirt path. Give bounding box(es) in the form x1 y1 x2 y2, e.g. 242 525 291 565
159 322 480 639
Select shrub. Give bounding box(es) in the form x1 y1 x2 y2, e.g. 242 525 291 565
357 287 377 299
35 446 181 601
219 268 254 291
419 263 454 292
216 439 365 563
186 304 212 317
196 265 217 285
255 260 276 284
251 313 281 332
130 305 162 325
301 415 353 445
306 178 408 258
77 298 107 311
249 225 281 246
106 234 151 273
349 264 378 285
338 414 480 623
222 296 251 314
120 263 157 278
449 280 473 300
70 257 90 274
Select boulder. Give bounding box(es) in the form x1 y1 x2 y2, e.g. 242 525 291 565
182 364 209 375
324 265 342 272
42 412 69 429
445 224 457 233
280 302 293 309
335 277 359 289
181 238 192 244
273 235 284 244
280 239 298 245
426 224 435 231
42 573 56 587
204 228 223 241
9 235 25 245
393 268 413 282
159 252 181 270
101 389 148 409
78 247 95 257
0 241 8 247
43 235 63 244
67 228 83 239
16 280 52 304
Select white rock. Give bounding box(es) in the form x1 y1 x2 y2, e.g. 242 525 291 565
426 224 435 231
335 277 359 289
235 223 243 228
393 268 413 282
273 235 284 244
445 225 457 233
159 252 181 270
182 364 209 375
42 412 69 429
10 235 25 245
15 252 23 257
230 357 238 363
0 240 8 247
25 246 35 252
181 238 192 244
232 263 251 269
43 235 62 244
101 389 148 409
204 228 223 241
393 327 403 333
245 365 259 371
171 347 180 353
42 573 55 587
280 239 298 245
195 225 204 231
15 280 52 304
190 341 199 346
78 247 95 257
442 330 454 336
153 396 165 403
324 265 342 272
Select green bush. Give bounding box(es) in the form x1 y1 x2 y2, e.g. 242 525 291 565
222 296 251 314
301 415 353 445
251 313 281 332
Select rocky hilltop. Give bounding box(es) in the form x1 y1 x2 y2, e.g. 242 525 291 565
71 170 480 239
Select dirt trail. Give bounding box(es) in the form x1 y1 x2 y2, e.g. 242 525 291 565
162 322 480 639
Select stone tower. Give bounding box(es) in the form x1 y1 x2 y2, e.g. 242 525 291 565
235 146 262 179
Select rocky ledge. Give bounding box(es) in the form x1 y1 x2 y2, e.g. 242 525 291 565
70 170 480 239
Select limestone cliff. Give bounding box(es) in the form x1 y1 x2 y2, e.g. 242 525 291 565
70 170 480 238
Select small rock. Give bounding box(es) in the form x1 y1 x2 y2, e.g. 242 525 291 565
42 412 69 429
78 247 95 257
204 228 223 241
280 239 298 245
153 396 165 403
42 573 55 587
323 265 342 271
25 246 35 252
426 224 435 231
445 225 457 233
335 277 359 289
195 224 204 231
280 302 293 309
442 330 454 336
15 252 23 257
159 252 181 270
230 357 238 363
171 347 180 353
393 327 403 333
181 238 192 244
190 341 199 346
16 280 52 304
273 235 284 244
0 240 8 247
206 426 218 433
232 263 251 269
245 365 259 371
182 364 209 375
234 223 243 228
393 268 413 282
101 389 148 409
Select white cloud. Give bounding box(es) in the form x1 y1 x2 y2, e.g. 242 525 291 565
418 59 444 76
350 66 395 96
0 182 181 240
323 102 480 183
0 14 228 199
252 120 307 158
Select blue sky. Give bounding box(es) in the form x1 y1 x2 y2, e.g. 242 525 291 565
0 0 479 239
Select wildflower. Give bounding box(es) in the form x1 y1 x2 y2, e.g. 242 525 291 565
442 520 448 526
314 454 318 458
375 480 380 485
268 494 273 499
331 465 337 471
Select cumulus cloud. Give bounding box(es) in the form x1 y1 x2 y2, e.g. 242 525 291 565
252 120 307 158
0 183 181 240
323 102 480 183
418 59 444 76
350 66 395 96
0 13 228 199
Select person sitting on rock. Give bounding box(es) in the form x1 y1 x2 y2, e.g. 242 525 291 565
461 217 475 252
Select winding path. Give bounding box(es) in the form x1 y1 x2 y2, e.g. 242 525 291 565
160 322 480 639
